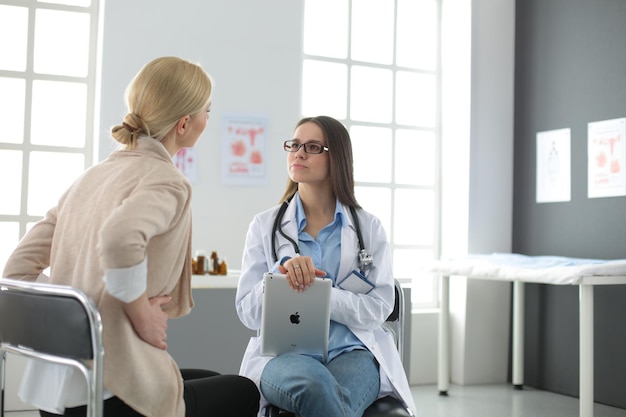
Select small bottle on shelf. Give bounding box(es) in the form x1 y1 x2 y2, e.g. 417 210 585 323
210 251 219 275
219 258 228 275
195 250 206 275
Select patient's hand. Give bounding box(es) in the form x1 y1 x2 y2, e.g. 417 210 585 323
123 293 171 349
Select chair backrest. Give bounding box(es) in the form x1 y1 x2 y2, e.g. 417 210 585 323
382 279 405 359
0 278 104 417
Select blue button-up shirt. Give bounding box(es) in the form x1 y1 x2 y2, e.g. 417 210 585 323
294 194 365 362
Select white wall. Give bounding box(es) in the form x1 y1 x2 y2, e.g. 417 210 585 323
98 0 303 268
1 2 519 411
441 0 516 385
98 0 517 387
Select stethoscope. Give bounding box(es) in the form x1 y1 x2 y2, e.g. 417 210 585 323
271 196 374 274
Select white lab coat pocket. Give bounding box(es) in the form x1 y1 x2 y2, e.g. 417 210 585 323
337 269 375 294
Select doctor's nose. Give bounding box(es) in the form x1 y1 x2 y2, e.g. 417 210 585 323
294 147 308 157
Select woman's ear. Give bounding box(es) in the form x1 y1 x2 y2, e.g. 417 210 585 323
176 115 191 135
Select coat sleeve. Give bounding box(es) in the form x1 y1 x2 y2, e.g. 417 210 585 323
3 206 57 281
235 213 270 330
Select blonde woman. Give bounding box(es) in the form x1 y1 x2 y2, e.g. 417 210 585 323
4 56 259 417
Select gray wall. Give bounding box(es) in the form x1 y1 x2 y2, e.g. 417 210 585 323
513 0 626 408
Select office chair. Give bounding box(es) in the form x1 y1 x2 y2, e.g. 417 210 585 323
265 279 413 417
0 278 104 417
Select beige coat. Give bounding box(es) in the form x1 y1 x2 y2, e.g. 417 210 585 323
3 137 194 417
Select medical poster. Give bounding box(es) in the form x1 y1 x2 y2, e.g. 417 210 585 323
588 117 626 199
536 128 571 203
174 147 197 183
221 113 268 186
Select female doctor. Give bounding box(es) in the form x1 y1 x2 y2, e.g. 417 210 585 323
235 116 416 417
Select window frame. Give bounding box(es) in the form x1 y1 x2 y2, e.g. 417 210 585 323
0 0 101 267
301 0 442 308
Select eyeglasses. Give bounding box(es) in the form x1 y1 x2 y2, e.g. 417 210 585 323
283 140 329 154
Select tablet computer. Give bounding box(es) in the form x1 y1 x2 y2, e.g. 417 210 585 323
260 272 332 361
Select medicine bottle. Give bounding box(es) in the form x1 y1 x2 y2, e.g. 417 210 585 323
210 251 219 275
195 250 206 275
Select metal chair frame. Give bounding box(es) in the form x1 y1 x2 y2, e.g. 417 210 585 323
0 278 104 417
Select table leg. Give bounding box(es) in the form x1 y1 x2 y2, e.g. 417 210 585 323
438 274 450 395
579 285 593 417
512 281 524 389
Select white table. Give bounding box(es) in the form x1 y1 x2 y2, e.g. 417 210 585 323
427 253 626 417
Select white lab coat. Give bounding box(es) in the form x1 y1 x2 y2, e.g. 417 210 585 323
236 197 417 416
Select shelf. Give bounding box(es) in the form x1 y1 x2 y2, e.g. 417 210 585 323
191 271 240 288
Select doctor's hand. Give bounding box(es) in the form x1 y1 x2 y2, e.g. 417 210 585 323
279 256 326 292
123 293 171 350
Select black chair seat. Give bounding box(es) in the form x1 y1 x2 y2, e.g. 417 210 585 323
363 396 411 417
266 396 411 417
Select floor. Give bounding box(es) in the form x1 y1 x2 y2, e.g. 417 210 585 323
5 384 626 416
410 384 626 417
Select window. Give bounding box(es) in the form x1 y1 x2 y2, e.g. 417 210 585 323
302 0 441 307
0 0 101 271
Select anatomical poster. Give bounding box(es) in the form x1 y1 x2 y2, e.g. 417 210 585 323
221 113 268 186
536 128 571 203
588 117 626 199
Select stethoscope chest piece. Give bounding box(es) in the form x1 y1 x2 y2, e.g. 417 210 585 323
358 249 373 272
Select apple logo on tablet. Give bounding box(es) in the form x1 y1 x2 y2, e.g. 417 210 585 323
289 312 300 324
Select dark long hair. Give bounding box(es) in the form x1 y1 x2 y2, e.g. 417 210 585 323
280 116 360 208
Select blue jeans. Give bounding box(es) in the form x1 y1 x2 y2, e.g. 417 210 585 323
260 350 380 417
